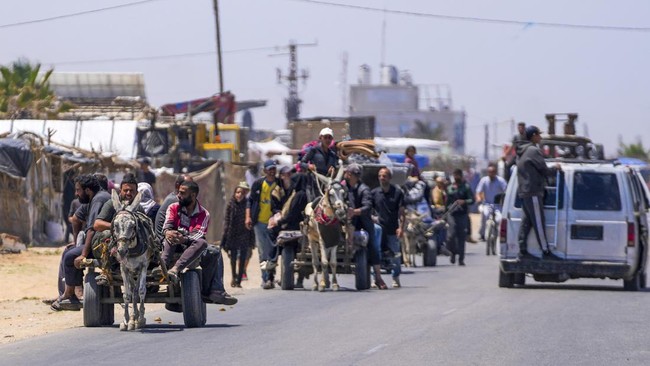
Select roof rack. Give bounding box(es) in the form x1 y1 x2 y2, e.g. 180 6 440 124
544 158 615 165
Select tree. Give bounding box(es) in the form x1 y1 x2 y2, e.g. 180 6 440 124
618 139 650 161
0 59 73 119
405 120 445 140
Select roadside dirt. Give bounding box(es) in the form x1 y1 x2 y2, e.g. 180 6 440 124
0 246 262 344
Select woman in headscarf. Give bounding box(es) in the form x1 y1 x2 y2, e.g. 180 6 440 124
137 182 160 222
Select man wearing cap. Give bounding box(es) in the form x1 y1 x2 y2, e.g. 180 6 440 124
516 125 562 260
246 159 282 289
345 163 387 289
300 128 339 200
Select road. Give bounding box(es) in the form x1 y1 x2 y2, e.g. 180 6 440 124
2 242 650 366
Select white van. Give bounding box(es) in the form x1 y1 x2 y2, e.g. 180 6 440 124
498 160 650 290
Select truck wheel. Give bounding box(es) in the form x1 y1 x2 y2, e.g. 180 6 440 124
641 272 647 289
83 273 102 327
281 245 295 290
624 271 641 291
354 247 370 290
422 239 437 267
513 273 526 286
181 270 206 328
498 268 514 288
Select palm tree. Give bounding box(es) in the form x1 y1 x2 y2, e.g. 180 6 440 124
0 59 73 119
618 139 650 161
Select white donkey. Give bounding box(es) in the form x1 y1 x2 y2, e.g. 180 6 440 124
110 190 154 331
304 165 351 291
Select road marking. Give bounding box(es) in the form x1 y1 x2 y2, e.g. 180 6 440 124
443 308 457 315
364 344 388 355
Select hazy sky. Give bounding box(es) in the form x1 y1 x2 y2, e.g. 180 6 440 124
2 0 649 157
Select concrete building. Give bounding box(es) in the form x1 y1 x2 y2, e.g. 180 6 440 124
349 65 466 154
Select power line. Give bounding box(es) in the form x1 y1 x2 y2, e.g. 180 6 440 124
286 0 650 33
45 46 282 66
0 0 165 29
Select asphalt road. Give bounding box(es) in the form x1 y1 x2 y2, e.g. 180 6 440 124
3 242 650 366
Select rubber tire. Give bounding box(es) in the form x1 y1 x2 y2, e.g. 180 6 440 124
422 239 437 267
83 273 102 327
354 247 370 290
624 271 641 291
513 273 526 286
498 268 514 288
281 245 295 291
100 285 115 326
181 270 207 328
641 272 647 289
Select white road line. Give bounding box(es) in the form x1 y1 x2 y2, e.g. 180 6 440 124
364 344 388 355
443 308 457 315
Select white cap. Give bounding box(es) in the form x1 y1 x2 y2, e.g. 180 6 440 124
319 127 333 137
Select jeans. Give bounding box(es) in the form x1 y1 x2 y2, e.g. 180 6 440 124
384 235 401 278
254 222 277 283
479 204 502 239
369 223 383 266
199 244 225 295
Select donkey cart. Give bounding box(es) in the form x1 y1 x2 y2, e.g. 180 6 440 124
81 259 207 329
276 228 371 291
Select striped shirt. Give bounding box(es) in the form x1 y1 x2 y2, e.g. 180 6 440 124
162 201 210 241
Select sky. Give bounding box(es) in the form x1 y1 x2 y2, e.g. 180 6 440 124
2 0 649 158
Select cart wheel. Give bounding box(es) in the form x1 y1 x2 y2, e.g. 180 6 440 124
83 272 102 327
281 245 296 290
422 239 437 267
181 270 206 327
354 247 370 290
100 285 115 326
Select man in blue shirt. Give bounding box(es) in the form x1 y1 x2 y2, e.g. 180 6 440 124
475 163 507 241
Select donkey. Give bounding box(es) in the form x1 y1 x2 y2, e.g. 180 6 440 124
110 190 155 331
402 209 435 267
304 165 351 291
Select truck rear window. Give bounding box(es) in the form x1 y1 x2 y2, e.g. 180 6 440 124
572 172 621 211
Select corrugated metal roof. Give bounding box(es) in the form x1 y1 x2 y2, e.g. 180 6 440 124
47 72 147 102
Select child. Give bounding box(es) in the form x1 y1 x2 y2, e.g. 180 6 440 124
222 182 254 287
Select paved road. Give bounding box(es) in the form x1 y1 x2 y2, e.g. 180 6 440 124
3 242 650 366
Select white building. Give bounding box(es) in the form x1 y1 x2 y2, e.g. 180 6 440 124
349 65 466 154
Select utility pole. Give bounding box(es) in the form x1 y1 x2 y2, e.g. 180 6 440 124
340 51 348 114
274 40 317 122
212 0 224 93
484 124 489 160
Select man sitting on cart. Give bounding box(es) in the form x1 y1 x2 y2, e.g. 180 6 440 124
299 127 339 200
162 181 238 305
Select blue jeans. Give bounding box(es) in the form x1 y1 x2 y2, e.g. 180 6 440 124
370 223 383 265
254 222 276 282
384 235 401 278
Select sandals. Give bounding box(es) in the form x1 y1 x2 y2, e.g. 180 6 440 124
50 296 82 311
374 280 388 290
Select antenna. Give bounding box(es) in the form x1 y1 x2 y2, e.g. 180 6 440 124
340 51 348 114
272 40 317 122
380 5 387 74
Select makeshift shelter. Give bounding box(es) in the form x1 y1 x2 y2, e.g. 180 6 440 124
0 131 132 245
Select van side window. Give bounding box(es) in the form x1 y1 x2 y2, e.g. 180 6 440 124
572 172 621 211
513 172 564 209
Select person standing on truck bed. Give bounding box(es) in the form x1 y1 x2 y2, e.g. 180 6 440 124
516 125 562 261
300 128 339 200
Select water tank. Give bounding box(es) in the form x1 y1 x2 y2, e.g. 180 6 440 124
400 70 413 85
381 65 399 85
358 64 371 85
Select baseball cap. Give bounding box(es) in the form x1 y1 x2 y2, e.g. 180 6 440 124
237 181 250 191
279 166 293 175
345 163 362 176
263 159 277 170
319 127 334 137
525 125 542 140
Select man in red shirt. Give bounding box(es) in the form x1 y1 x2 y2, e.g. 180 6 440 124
163 181 237 305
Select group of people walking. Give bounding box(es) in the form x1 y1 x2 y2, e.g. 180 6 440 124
48 121 563 313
